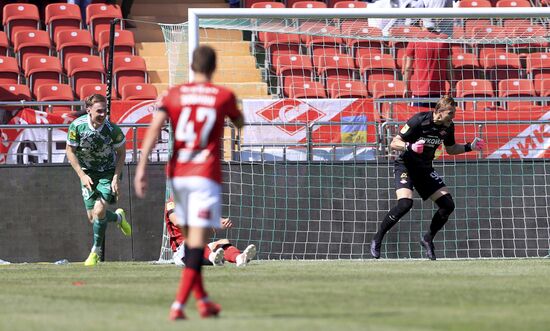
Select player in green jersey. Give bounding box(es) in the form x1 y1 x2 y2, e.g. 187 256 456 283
66 94 132 266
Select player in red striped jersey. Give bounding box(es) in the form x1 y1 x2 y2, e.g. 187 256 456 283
134 45 244 320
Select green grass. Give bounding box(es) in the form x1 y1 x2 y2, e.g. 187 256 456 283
1 260 550 331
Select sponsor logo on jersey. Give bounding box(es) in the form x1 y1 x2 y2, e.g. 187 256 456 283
256 99 326 135
400 124 410 134
69 130 77 141
419 137 444 145
400 172 408 184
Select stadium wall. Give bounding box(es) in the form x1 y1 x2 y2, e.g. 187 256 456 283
0 160 548 262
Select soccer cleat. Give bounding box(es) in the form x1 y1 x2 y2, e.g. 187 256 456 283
197 300 221 318
370 239 381 259
169 309 186 320
419 237 437 260
115 208 132 236
208 248 225 266
84 252 100 266
236 244 256 267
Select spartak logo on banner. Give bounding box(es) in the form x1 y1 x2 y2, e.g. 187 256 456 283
256 99 326 135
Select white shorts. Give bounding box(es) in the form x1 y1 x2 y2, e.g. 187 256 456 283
170 176 222 229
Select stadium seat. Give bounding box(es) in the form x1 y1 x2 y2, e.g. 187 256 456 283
0 31 8 56
469 25 508 52
98 29 135 65
327 79 368 98
480 51 522 89
275 54 314 96
526 53 550 80
538 79 550 98
388 26 423 55
333 1 368 8
455 79 495 111
313 49 356 84
371 80 405 99
121 83 158 100
36 83 75 112
300 24 343 54
86 3 123 44
0 83 31 101
0 56 21 84
80 83 116 99
458 0 492 7
291 1 327 8
2 3 40 44
113 55 148 97
533 73 550 96
45 3 82 42
56 29 94 70
250 1 286 8
13 30 52 71
512 25 548 51
496 0 531 7
24 56 63 97
341 22 383 57
67 55 105 98
452 52 483 85
498 79 536 110
262 32 301 72
357 51 396 94
287 80 327 98
462 19 493 39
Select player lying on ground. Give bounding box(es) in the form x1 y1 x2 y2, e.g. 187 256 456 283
66 94 132 266
165 200 256 267
370 95 485 260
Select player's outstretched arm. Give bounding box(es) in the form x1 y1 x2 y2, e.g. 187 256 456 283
134 111 168 198
445 137 485 155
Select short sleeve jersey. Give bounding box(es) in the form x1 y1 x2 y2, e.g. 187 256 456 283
67 115 126 173
165 199 184 252
398 111 455 167
405 41 449 96
158 82 241 183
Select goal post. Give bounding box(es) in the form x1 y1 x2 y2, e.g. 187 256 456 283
155 7 550 261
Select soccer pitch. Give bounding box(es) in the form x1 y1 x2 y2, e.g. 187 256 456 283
1 260 549 331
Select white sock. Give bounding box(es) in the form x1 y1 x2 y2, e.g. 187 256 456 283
91 246 102 254
171 301 185 310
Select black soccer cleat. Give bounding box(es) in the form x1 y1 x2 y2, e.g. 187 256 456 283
419 237 437 260
370 239 381 259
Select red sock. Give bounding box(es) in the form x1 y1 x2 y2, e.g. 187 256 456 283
193 274 208 300
203 246 212 259
223 245 241 263
175 267 199 305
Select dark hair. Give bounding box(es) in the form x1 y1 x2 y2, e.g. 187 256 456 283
436 95 457 112
191 45 217 76
85 94 107 108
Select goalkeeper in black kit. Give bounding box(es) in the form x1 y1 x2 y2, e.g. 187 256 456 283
371 96 485 260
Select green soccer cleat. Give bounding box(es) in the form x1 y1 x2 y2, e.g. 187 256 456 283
116 208 132 236
84 252 100 266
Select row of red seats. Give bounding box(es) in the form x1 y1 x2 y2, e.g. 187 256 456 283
245 0 534 8
0 82 158 104
285 78 545 111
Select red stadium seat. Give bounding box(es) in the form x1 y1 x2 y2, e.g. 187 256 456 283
24 55 63 96
452 52 483 85
459 0 492 7
79 83 117 99
250 1 286 8
262 32 301 72
86 3 123 44
56 29 94 70
275 54 314 95
98 29 135 65
498 79 536 110
0 56 21 84
121 83 158 100
291 1 327 8
328 79 368 98
13 30 52 71
538 79 550 97
0 83 31 101
113 55 148 97
67 55 105 97
2 3 40 44
512 25 548 51
455 79 495 111
533 73 550 96
37 83 75 112
371 80 405 99
496 0 531 7
526 53 550 80
333 1 368 8
313 49 356 84
45 3 82 42
341 22 383 57
288 80 326 98
300 23 343 54
388 26 423 54
0 31 8 56
480 51 521 89
357 51 396 94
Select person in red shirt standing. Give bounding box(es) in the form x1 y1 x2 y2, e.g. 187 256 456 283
403 22 450 109
134 45 244 320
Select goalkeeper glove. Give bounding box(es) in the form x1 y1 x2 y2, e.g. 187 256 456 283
470 137 485 151
407 140 425 154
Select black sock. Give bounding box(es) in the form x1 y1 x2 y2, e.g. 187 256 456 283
425 195 455 241
373 198 413 243
186 248 204 272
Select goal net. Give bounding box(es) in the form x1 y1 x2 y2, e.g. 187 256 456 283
157 7 550 261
